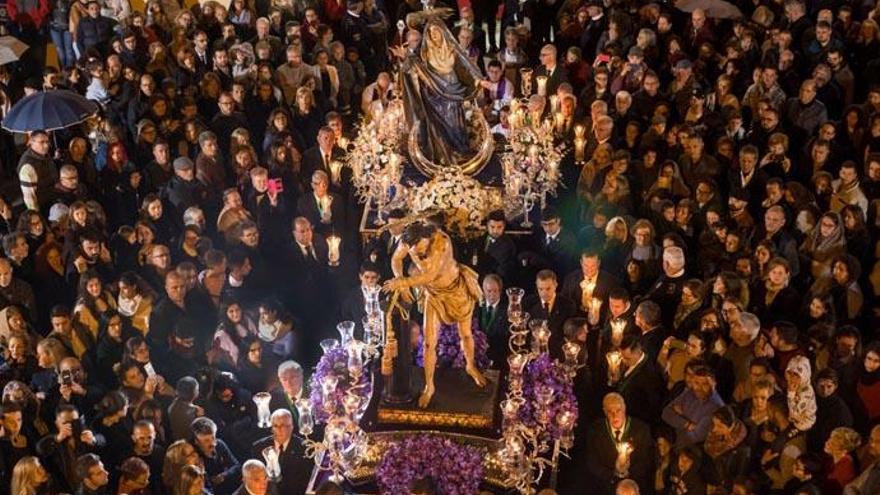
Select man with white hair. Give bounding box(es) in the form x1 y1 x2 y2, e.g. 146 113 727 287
644 246 687 327
252 409 311 494
562 393 654 494
616 479 640 495
269 360 304 422
233 460 273 495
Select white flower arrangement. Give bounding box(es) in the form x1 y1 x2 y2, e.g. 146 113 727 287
409 171 502 238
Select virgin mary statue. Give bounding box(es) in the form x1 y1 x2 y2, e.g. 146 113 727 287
396 16 493 175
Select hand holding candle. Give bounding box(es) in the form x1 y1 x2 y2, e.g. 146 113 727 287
327 234 341 266
615 441 633 476
610 318 626 347
606 350 623 385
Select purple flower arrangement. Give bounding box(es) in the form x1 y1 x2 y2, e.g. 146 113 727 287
309 346 372 423
375 434 485 495
517 354 579 441
415 322 491 369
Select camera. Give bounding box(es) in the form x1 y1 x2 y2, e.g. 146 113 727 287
60 369 74 386
68 417 84 439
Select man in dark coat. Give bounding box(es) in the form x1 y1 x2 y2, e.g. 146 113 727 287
561 249 619 319
477 274 508 368
525 269 579 360
614 334 665 428
251 410 312 495
562 392 654 495
469 210 517 285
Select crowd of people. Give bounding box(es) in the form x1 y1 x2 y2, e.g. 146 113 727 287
0 0 879 494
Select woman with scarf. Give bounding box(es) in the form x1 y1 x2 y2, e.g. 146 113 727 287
749 257 801 326
785 356 817 433
799 212 847 280
94 312 127 387
209 301 256 371
810 254 864 324
72 271 117 349
822 426 861 495
672 278 704 336
704 406 750 492
116 272 154 337
602 216 631 276
856 342 880 429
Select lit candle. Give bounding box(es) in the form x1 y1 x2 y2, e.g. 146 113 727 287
574 124 586 139
563 341 581 367
574 137 586 162
549 94 559 113
346 339 364 377
528 144 540 161
606 351 622 384
536 75 548 96
588 298 602 326
554 112 565 133
327 234 341 267
253 392 272 428
262 446 281 479
610 318 626 346
534 327 550 354
329 160 343 184
520 68 533 95
616 441 633 464
294 398 314 437
508 353 528 375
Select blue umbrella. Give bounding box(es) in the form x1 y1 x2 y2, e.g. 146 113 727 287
2 89 98 133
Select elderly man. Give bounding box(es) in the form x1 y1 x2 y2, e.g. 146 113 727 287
297 170 345 235
533 44 568 97
270 360 304 420
252 410 312 495
234 460 276 495
568 393 653 495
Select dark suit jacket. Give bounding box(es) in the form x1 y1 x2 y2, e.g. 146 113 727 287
529 228 579 277
533 64 569 98
232 484 280 495
339 286 387 339
282 235 329 315
561 269 620 316
252 436 312 495
525 295 579 359
301 145 348 188
363 231 404 281
577 417 655 495
471 233 517 283
296 192 346 235
476 299 508 368
615 357 665 427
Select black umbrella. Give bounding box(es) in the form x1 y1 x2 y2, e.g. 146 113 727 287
1 89 98 133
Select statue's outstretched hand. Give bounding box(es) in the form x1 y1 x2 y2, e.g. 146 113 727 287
390 45 407 60
383 277 409 293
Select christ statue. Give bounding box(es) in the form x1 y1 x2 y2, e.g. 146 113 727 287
383 222 487 408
